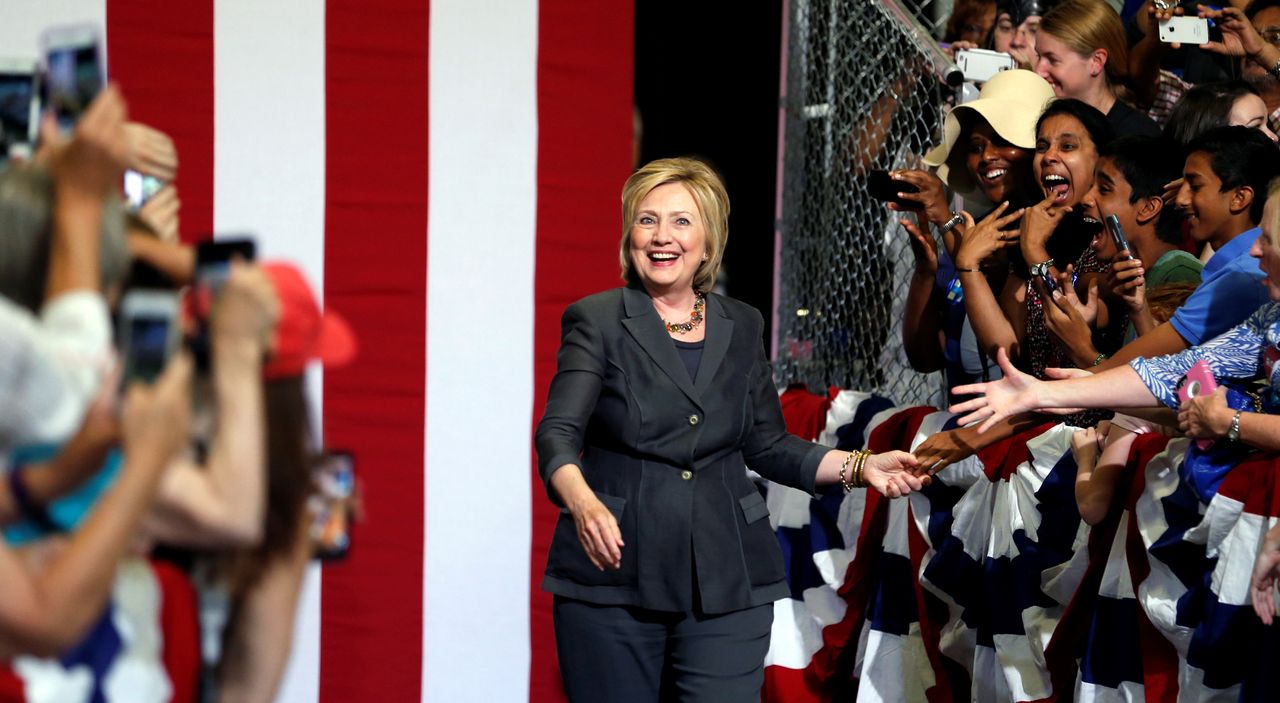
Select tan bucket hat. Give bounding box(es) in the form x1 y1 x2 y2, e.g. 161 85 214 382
922 69 1055 196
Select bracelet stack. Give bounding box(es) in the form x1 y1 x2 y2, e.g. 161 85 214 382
838 449 874 493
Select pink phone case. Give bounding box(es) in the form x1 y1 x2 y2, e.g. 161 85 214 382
1178 360 1217 449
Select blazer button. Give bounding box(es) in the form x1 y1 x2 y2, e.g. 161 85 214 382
688 414 700 426
681 470 693 480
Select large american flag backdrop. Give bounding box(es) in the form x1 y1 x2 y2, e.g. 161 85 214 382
3 0 631 700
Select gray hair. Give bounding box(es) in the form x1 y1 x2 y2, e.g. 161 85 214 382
0 166 130 312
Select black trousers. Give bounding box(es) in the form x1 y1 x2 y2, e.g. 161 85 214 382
553 596 774 702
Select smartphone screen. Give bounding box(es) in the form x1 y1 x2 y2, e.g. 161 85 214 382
0 68 36 159
311 452 355 560
124 170 165 210
195 239 257 290
43 33 103 131
125 315 173 384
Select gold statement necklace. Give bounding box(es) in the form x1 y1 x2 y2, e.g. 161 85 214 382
664 292 706 335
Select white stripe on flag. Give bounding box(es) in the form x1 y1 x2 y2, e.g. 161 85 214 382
213 2 326 702
0 0 106 63
424 0 538 699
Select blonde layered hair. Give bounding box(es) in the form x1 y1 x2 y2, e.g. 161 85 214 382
619 157 729 294
1040 0 1130 92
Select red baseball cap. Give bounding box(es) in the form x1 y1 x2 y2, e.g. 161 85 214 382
262 261 357 379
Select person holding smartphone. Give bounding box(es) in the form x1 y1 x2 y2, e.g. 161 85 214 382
1042 135 1202 359
950 179 1280 454
895 70 1053 402
536 157 925 702
1033 0 1162 138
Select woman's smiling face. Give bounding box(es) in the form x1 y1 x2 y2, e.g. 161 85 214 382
966 118 1033 204
1034 113 1098 208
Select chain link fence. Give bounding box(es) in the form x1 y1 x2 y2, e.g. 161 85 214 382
774 0 956 408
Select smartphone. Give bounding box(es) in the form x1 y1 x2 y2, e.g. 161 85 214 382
40 25 105 133
118 290 180 385
1040 270 1059 295
1158 17 1210 45
1040 267 1078 296
0 59 38 163
195 238 257 291
310 452 355 560
1104 214 1133 259
1177 359 1217 404
189 238 257 373
124 170 165 210
955 48 1017 83
868 169 919 208
1177 359 1218 450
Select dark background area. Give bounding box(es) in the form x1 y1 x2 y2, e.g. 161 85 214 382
633 0 783 343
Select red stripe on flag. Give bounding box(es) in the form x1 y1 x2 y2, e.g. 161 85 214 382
105 0 215 244
531 2 635 698
322 0 430 699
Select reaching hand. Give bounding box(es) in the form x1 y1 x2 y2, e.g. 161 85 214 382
1045 366 1092 380
122 122 178 181
1056 266 1099 325
1200 6 1266 60
121 353 194 474
940 40 980 60
950 348 1042 432
1042 274 1100 366
912 426 985 476
1070 426 1100 468
862 450 928 498
48 85 130 200
1177 386 1232 439
137 185 181 242
954 202 1024 270
1108 258 1147 315
902 216 939 275
212 262 281 350
886 169 952 226
1252 522 1280 625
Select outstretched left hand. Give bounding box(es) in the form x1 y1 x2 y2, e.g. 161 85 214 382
950 347 1043 432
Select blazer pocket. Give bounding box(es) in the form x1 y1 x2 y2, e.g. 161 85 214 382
737 489 785 587
738 490 770 525
548 491 631 587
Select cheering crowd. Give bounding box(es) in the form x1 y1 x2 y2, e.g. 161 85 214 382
0 79 355 700
898 0 1280 641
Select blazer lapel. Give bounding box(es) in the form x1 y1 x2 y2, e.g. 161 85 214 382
621 286 701 408
694 294 733 397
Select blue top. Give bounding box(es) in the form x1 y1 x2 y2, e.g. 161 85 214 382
1169 227 1269 346
936 248 1000 403
673 338 704 385
3 444 122 546
1132 301 1280 409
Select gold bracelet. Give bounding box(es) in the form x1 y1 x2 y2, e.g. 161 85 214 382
838 452 856 493
854 449 872 488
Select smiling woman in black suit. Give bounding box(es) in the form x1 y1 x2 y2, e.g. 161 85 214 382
536 157 926 702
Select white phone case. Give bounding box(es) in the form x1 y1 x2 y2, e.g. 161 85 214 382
1158 17 1210 45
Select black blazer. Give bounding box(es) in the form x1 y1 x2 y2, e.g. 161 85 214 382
536 285 825 614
